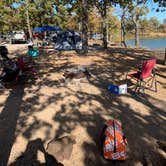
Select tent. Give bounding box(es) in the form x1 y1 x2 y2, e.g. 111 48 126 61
32 26 60 32
54 30 82 50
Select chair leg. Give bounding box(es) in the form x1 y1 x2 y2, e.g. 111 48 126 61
125 73 128 83
134 80 140 92
150 76 157 92
154 78 157 92
150 77 155 90
140 81 145 93
135 80 145 93
139 80 144 93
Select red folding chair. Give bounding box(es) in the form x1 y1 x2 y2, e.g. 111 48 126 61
17 56 37 76
126 59 157 92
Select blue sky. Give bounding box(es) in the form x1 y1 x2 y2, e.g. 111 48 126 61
146 2 166 23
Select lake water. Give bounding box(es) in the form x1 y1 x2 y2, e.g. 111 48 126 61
127 37 166 50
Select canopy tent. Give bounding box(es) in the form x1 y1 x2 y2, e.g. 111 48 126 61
32 26 60 32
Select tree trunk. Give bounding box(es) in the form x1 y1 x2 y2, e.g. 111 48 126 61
120 8 127 47
121 15 127 47
132 15 139 47
102 6 107 49
89 30 93 39
81 0 88 54
133 16 139 47
121 23 127 47
135 22 139 47
106 20 109 42
78 22 81 32
26 10 33 41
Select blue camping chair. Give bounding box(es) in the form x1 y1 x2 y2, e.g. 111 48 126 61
28 46 39 57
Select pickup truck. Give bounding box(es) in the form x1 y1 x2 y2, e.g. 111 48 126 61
10 31 27 44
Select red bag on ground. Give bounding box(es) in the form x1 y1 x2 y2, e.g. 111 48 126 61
103 119 127 160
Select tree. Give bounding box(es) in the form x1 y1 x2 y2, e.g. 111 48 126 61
65 14 80 30
90 0 134 49
91 0 111 49
119 6 128 47
0 1 22 32
149 17 160 32
158 24 166 33
130 5 149 47
88 7 102 38
107 8 120 43
163 18 166 24
139 18 149 34
53 0 89 53
81 0 88 53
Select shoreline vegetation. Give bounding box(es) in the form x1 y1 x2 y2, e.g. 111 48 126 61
110 33 166 50
112 32 166 43
127 32 166 40
90 32 166 45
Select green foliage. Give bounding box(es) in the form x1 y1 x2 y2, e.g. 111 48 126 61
0 0 165 38
149 17 160 30
163 18 166 24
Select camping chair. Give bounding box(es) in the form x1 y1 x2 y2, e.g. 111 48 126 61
17 56 37 76
126 59 157 92
28 45 39 57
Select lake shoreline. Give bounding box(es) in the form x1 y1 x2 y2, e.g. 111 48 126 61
127 33 166 40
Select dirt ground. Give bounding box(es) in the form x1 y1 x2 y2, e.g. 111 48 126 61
0 44 166 166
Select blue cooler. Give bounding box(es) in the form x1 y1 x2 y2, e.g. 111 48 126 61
107 82 127 94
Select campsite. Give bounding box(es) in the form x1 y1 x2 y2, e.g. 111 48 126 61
0 0 166 166
0 43 165 166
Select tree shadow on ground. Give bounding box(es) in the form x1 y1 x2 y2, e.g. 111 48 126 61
0 47 165 166
0 49 77 165
0 87 24 166
51 48 166 165
52 86 166 165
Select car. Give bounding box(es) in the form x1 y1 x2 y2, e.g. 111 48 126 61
10 30 27 44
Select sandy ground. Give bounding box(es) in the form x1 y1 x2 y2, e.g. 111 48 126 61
0 44 166 166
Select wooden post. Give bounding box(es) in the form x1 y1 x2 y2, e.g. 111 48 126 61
164 48 166 65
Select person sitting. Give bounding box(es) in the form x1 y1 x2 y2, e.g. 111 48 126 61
0 45 10 62
0 46 20 83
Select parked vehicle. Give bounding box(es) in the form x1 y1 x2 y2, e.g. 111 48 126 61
10 30 27 44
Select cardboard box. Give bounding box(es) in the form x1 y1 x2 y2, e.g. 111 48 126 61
107 82 127 94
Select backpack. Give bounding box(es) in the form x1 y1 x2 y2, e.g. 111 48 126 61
102 119 127 160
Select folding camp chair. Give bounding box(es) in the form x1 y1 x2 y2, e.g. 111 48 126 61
126 59 157 92
17 56 37 76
